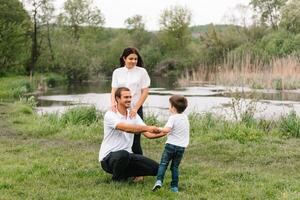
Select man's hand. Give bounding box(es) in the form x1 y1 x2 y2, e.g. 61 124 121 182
147 126 161 133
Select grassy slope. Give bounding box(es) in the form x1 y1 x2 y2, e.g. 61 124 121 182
1 102 300 200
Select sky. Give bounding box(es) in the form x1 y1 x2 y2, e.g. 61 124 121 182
53 0 252 30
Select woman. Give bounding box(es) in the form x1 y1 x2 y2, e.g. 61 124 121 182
111 47 150 156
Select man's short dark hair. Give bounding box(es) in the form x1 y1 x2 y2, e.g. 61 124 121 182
115 87 130 101
169 95 188 113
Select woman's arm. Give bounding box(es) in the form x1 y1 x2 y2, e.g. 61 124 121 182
130 87 149 118
111 87 117 112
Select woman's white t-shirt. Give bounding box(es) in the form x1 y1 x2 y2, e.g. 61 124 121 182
111 66 150 107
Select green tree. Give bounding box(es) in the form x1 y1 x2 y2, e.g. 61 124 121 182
125 15 145 30
0 0 31 75
280 0 300 33
124 15 151 49
250 0 288 30
40 0 55 66
158 5 192 53
58 0 105 40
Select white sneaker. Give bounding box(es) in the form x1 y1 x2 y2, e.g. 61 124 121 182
152 180 162 191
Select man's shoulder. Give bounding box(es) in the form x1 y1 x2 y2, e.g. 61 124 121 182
104 110 118 120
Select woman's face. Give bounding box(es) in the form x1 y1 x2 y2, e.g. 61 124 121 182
124 53 138 69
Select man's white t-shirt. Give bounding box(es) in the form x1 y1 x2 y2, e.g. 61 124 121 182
164 113 190 148
99 110 145 161
111 66 150 107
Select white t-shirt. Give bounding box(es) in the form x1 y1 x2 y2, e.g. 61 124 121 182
111 66 150 107
99 110 145 161
164 113 190 148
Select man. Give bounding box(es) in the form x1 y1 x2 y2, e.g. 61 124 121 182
99 87 166 181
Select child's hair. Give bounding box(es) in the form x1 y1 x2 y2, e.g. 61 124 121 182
169 95 188 113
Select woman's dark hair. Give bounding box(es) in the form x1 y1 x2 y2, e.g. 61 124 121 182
119 47 144 67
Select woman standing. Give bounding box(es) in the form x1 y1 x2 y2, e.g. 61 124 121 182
111 47 150 155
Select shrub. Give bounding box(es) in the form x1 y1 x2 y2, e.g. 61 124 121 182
60 106 101 126
279 111 300 138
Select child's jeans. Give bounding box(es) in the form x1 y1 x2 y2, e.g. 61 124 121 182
156 143 185 188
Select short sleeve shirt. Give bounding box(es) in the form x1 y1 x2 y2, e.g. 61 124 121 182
111 66 150 107
164 113 190 147
99 110 145 161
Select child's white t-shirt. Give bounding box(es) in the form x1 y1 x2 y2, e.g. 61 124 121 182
164 113 190 147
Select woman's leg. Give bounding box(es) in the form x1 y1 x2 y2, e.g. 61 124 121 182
132 106 143 155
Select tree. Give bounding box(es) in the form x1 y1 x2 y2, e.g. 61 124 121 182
124 15 150 49
58 0 105 40
40 0 55 65
125 15 145 30
0 0 31 75
159 5 192 53
26 0 41 78
280 0 300 33
250 0 288 30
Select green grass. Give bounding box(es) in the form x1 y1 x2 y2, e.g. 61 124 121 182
0 74 67 99
1 102 300 199
0 76 32 99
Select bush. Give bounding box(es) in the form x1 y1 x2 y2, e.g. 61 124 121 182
279 111 300 138
60 106 102 126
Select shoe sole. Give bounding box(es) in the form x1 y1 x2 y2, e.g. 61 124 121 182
152 185 161 191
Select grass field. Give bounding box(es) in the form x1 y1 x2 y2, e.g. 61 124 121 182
1 102 300 200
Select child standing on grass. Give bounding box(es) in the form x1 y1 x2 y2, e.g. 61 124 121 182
152 95 190 193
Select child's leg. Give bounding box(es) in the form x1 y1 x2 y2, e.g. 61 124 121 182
156 144 174 183
170 146 185 188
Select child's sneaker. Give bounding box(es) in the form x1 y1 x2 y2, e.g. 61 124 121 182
152 180 162 191
171 187 179 192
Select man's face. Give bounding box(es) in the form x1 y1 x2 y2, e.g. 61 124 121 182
117 90 132 108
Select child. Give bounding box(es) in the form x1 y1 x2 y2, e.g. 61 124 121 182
152 95 190 193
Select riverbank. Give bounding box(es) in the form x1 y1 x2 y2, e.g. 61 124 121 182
1 102 300 199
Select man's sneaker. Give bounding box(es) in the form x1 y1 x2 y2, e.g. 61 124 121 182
171 187 179 192
152 180 162 191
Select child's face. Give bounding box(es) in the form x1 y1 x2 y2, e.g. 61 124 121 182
169 103 177 114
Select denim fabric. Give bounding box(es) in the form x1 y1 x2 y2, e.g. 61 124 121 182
156 143 185 188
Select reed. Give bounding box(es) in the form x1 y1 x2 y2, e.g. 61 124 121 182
179 54 300 90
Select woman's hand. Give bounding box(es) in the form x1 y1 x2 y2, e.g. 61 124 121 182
111 102 117 112
129 108 137 118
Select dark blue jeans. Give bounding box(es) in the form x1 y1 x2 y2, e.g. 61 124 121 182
156 143 185 188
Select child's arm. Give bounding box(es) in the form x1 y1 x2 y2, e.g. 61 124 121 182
159 127 171 134
142 131 167 139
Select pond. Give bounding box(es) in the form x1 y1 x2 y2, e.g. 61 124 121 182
36 76 300 121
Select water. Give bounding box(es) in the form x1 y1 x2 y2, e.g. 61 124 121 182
36 78 300 120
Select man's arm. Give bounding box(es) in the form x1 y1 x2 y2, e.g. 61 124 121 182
116 123 160 134
142 131 167 139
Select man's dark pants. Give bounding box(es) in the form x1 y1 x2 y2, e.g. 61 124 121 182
101 150 159 181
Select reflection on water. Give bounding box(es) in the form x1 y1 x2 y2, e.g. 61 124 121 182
36 79 300 120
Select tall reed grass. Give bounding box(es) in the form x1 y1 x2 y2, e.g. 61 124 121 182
179 54 300 90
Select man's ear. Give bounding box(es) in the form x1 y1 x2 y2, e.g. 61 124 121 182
115 97 120 103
